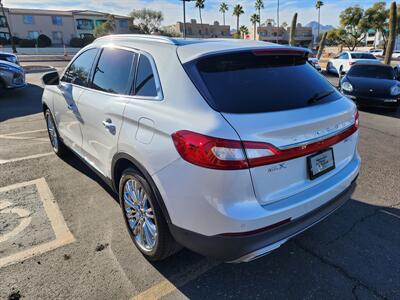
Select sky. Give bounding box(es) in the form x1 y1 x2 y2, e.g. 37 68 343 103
3 0 395 29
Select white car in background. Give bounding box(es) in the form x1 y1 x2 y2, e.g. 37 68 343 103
327 51 381 75
392 50 400 59
369 49 384 57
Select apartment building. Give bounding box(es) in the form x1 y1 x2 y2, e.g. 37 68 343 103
251 23 313 47
0 8 131 45
164 19 230 38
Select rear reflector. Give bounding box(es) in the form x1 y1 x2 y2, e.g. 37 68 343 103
221 218 292 237
172 111 359 170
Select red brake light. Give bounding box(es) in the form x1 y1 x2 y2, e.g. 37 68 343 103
171 131 248 170
172 112 359 170
349 61 356 65
252 48 309 57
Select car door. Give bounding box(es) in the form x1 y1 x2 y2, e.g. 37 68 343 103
341 52 350 71
76 46 136 177
53 48 98 152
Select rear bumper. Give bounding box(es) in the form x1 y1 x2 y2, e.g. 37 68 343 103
344 93 400 108
170 178 357 262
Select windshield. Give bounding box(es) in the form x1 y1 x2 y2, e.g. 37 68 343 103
348 65 395 80
184 51 341 114
351 53 376 59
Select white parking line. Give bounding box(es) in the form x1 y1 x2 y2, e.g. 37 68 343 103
380 209 400 220
2 129 47 136
0 178 75 268
0 152 54 165
0 129 48 143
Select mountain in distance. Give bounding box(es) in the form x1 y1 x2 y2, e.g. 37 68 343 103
306 21 334 36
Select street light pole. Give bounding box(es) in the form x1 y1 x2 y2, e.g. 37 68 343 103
181 0 193 39
0 0 17 53
276 0 280 44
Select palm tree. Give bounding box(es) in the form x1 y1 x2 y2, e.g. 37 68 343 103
239 25 249 39
255 0 264 26
250 13 260 40
233 4 244 33
315 1 324 41
195 0 205 25
219 2 229 26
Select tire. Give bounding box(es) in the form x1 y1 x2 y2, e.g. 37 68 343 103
339 66 343 78
326 62 333 74
45 109 68 157
0 82 6 95
119 168 180 261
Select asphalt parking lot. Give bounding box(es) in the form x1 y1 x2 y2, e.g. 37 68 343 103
0 68 399 300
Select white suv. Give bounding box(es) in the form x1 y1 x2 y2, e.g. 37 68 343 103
327 51 380 75
42 35 360 263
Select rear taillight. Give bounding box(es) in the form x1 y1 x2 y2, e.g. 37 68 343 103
172 112 359 170
171 131 248 170
349 61 356 65
354 110 359 129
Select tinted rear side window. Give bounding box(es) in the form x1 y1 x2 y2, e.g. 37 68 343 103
62 48 98 87
135 55 158 97
351 53 376 59
186 51 341 113
92 48 135 95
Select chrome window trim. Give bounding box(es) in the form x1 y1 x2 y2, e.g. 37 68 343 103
133 52 164 101
60 44 164 101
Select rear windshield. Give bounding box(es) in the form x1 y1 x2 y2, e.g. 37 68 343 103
185 51 341 114
350 53 376 59
348 65 395 80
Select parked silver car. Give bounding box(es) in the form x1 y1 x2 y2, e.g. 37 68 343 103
0 60 26 92
41 35 360 262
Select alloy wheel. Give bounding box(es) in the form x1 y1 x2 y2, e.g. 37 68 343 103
46 114 59 152
123 178 157 252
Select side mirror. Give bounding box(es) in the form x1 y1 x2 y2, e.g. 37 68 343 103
42 71 59 86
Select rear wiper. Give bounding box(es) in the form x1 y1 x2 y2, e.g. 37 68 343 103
306 90 335 104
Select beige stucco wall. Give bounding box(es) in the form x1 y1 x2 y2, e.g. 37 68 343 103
167 20 230 38
6 12 76 44
2 8 131 45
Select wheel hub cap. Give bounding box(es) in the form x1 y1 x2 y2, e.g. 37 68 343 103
47 116 58 150
123 179 157 252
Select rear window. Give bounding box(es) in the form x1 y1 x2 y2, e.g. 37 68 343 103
348 65 395 80
185 51 341 113
350 53 376 59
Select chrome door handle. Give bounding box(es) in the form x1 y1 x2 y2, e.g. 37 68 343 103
102 119 116 133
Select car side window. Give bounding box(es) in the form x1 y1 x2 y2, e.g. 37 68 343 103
62 48 98 87
92 48 136 95
134 55 158 97
340 53 349 59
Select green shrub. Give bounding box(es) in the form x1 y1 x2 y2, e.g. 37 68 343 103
69 37 84 47
69 36 95 48
19 39 36 47
37 34 52 47
12 36 21 45
82 35 95 46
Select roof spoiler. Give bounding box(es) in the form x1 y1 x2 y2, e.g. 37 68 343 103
252 47 310 58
